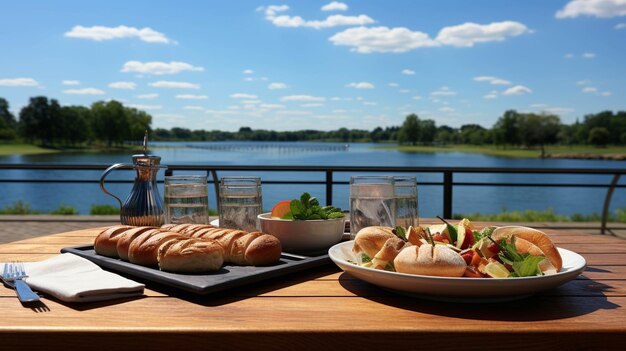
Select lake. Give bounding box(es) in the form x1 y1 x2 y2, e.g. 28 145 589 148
0 142 624 218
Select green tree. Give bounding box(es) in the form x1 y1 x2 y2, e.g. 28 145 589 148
588 127 610 147
493 110 521 147
398 114 420 145
91 100 128 147
0 98 17 140
18 96 62 144
125 107 152 142
419 119 437 145
518 113 561 157
59 106 90 145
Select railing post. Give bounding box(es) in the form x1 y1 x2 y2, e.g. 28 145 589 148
164 168 173 177
601 174 621 235
211 170 220 212
443 171 453 219
326 171 333 206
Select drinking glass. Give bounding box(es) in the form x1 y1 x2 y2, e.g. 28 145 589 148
219 176 262 232
164 175 209 224
349 176 395 239
394 176 419 228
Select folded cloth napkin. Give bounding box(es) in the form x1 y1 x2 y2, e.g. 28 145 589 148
2 254 144 303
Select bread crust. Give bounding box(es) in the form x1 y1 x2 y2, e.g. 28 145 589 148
492 226 563 271
94 225 134 258
158 238 224 273
116 227 160 261
128 231 183 266
394 244 466 277
353 226 396 258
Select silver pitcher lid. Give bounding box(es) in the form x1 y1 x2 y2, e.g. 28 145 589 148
132 131 161 167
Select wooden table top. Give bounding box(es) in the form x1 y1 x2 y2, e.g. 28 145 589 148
1 223 626 351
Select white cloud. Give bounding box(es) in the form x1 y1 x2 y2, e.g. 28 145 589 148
577 79 592 85
268 82 289 90
439 107 455 112
616 23 626 29
149 81 200 89
564 53 575 59
243 69 254 74
582 52 596 59
436 21 530 47
473 76 511 85
62 80 80 86
363 102 377 106
502 85 532 95
388 82 399 87
600 91 613 96
260 103 285 109
176 94 208 100
108 81 136 89
280 95 326 102
431 87 457 96
276 110 314 116
332 109 348 113
63 88 105 95
399 89 410 93
64 25 172 43
483 91 498 99
128 104 162 110
329 26 437 53
402 69 415 75
136 93 159 99
556 0 626 18
122 61 204 75
412 95 423 100
183 105 205 110
347 82 375 89
0 78 39 87
230 93 258 99
261 5 373 29
302 103 324 107
321 2 348 11
583 87 598 93
242 100 262 104
330 97 342 101
205 109 238 115
544 107 576 114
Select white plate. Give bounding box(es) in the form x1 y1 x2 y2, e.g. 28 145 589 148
328 241 586 302
210 219 219 227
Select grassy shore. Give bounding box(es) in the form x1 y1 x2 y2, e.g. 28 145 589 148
0 144 59 156
373 144 626 159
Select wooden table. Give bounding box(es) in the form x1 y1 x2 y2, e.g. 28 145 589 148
1 224 626 350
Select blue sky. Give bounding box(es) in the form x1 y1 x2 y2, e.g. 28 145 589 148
1 0 625 131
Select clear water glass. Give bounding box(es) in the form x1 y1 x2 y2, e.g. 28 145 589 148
164 175 209 224
349 176 396 239
394 176 419 228
219 176 262 232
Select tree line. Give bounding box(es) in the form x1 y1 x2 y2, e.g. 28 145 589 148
1 96 625 150
0 96 150 147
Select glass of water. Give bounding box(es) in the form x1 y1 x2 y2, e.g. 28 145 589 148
219 176 262 232
394 176 419 228
164 175 209 224
349 176 396 239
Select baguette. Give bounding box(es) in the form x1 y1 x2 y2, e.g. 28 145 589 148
128 230 183 266
169 225 282 266
116 227 160 261
158 238 224 273
94 225 135 258
394 244 466 277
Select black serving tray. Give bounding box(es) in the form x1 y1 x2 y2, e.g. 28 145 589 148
60 245 331 295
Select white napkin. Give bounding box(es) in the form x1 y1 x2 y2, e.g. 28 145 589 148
2 254 145 303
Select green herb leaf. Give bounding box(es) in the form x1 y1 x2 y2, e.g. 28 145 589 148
393 226 407 241
281 192 344 220
361 253 372 263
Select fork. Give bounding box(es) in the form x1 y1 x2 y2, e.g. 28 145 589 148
2 261 40 303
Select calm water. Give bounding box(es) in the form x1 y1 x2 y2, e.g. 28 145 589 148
0 142 624 217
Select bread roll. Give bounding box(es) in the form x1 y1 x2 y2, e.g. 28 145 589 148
116 227 160 261
94 225 134 258
158 238 224 273
491 226 562 272
352 226 396 258
128 231 183 266
394 244 466 277
242 233 283 266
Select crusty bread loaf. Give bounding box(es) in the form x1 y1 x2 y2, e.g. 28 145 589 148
116 227 160 261
128 231 183 266
94 225 134 258
394 244 466 277
171 226 282 266
352 226 397 259
491 226 562 272
158 238 224 273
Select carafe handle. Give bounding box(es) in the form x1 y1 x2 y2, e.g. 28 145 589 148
99 163 131 208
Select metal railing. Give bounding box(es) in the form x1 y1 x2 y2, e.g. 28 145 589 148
0 163 624 235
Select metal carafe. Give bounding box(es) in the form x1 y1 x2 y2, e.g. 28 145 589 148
100 133 165 226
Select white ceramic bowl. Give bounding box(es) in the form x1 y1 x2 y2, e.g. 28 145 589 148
258 213 345 254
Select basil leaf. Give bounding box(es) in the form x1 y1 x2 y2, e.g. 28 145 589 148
361 253 372 263
393 226 407 241
328 212 344 219
446 223 458 243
